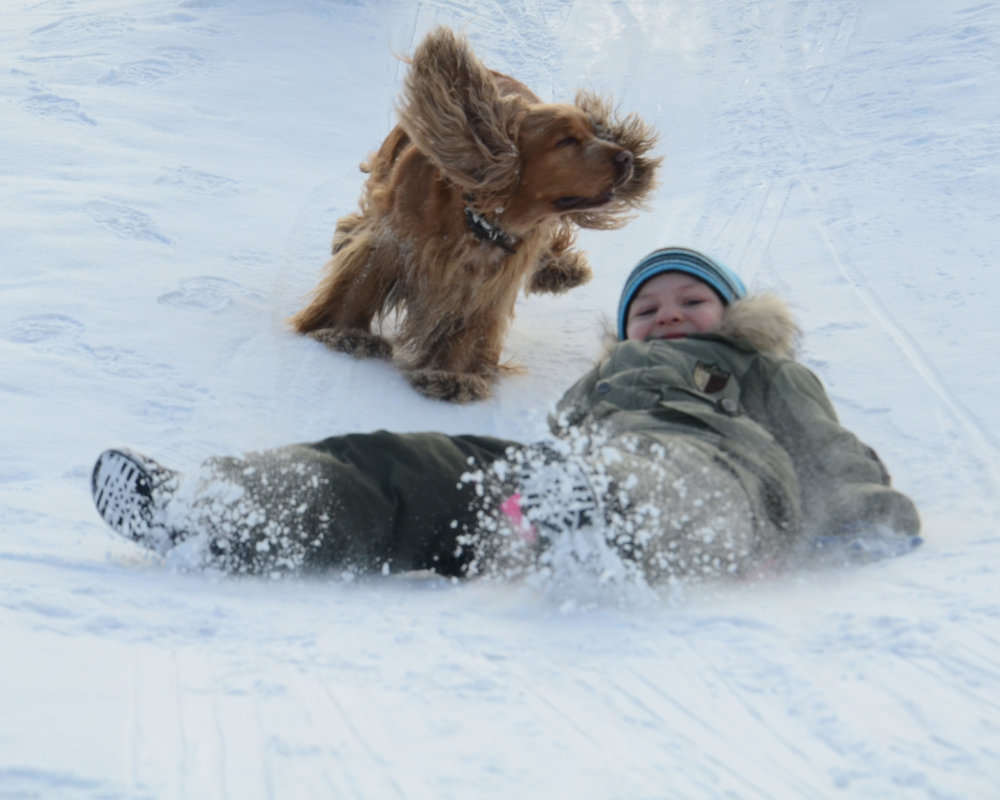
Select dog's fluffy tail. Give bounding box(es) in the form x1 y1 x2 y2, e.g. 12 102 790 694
397 27 522 202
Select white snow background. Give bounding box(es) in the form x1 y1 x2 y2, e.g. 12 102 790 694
2 1 1000 798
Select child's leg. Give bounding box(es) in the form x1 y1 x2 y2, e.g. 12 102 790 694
93 431 518 576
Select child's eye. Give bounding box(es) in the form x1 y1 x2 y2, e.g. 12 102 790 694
633 306 656 317
683 298 705 307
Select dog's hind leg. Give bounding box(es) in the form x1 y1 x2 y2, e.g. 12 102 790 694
289 228 396 360
309 327 394 360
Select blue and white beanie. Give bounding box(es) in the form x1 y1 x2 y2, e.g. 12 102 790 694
616 246 747 340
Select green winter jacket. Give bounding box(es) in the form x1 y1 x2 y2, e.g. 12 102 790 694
212 294 918 577
551 294 921 547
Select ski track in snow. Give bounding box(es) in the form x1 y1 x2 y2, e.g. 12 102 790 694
2 0 1000 798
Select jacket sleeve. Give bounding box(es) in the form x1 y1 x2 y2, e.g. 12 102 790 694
549 361 603 432
760 361 921 538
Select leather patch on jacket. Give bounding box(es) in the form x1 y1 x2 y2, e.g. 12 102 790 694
693 361 730 394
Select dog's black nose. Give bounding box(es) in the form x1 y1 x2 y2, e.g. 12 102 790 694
614 149 634 182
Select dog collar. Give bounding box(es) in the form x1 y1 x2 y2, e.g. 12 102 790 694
464 205 518 254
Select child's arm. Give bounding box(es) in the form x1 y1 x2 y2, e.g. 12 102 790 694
761 362 921 538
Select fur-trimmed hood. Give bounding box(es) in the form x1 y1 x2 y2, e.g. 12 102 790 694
716 292 800 360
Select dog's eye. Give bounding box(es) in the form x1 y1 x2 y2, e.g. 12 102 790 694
554 136 579 149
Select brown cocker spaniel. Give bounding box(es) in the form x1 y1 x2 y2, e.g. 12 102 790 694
291 26 660 402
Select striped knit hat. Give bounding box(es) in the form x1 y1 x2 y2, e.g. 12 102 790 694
616 247 747 340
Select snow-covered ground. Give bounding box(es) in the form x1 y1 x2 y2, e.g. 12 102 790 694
3 1 999 797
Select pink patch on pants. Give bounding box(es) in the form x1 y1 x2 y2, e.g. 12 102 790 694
499 493 538 544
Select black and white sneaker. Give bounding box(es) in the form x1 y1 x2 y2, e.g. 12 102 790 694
91 448 179 552
515 445 606 536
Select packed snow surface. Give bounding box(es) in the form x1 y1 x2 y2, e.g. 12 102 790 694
2 1 999 797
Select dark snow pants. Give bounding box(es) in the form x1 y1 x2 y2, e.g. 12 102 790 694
192 430 518 575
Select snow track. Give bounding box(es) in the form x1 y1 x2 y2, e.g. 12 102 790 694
2 1 1000 798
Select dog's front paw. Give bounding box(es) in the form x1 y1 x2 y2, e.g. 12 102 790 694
407 369 491 403
308 328 393 360
528 251 593 295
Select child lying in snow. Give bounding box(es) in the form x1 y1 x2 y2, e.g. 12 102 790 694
92 247 921 581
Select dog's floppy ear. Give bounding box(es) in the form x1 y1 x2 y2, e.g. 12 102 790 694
569 91 662 230
397 27 523 201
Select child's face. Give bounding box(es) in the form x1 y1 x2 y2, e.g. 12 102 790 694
625 272 726 341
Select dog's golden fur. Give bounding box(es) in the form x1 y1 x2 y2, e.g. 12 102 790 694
291 27 660 402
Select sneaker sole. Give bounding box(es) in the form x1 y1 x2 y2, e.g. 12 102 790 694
91 449 156 543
